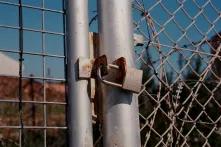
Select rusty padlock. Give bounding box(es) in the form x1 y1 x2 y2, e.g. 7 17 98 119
97 58 143 93
78 55 143 93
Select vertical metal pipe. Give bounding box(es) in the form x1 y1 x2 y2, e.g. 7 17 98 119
66 0 93 146
42 1 47 146
18 0 24 146
98 0 141 146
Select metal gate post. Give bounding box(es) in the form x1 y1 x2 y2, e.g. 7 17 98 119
66 0 93 146
97 0 141 146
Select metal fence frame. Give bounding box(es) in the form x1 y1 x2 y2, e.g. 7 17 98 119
0 0 67 146
66 0 93 146
97 0 141 146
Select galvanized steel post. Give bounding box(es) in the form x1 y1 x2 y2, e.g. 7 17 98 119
97 0 141 146
66 0 93 146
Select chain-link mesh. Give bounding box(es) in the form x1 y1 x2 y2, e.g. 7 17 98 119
132 0 221 146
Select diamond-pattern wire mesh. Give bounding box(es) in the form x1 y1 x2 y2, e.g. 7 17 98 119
0 0 67 146
133 0 221 146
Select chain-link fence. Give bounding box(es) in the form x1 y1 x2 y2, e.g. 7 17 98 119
0 0 67 146
0 0 221 146
88 0 221 146
132 0 221 146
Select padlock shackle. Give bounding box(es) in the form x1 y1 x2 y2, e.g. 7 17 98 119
97 67 122 88
108 64 120 70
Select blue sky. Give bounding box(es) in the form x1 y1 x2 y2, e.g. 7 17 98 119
0 0 220 79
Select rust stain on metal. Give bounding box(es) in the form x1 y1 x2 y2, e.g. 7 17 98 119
113 57 127 83
82 62 93 76
78 57 94 79
91 55 108 78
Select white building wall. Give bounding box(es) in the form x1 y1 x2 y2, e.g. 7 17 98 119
0 53 19 76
